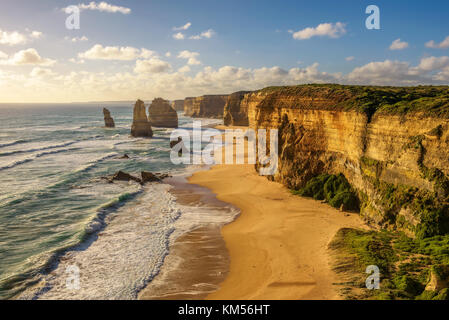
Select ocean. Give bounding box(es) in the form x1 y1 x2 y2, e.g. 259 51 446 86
0 104 237 300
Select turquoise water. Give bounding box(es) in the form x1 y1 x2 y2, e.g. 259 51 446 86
0 104 226 299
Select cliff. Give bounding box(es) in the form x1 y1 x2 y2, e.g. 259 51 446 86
223 91 252 126
184 95 229 118
231 84 449 238
103 108 115 128
148 98 178 128
131 99 153 137
171 100 185 112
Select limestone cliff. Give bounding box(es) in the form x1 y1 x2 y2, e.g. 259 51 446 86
131 99 153 137
148 98 178 128
171 100 185 112
223 91 252 126
184 95 229 118
232 84 449 238
103 108 115 128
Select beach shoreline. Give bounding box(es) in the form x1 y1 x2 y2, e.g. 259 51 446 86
185 126 368 300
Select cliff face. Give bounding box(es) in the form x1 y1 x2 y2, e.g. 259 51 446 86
131 99 153 137
236 85 449 237
148 98 178 128
171 100 185 112
223 91 252 126
184 95 229 118
103 108 115 128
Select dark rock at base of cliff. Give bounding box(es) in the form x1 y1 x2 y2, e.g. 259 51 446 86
148 98 178 128
117 154 130 159
131 99 153 137
103 108 115 128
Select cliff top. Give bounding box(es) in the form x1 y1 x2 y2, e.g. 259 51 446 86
256 84 449 118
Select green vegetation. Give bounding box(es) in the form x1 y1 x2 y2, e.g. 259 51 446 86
291 173 359 211
257 84 449 118
330 228 449 300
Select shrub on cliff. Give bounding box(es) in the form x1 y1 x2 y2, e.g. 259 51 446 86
294 173 360 212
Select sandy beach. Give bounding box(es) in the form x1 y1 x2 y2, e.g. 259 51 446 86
187 126 368 300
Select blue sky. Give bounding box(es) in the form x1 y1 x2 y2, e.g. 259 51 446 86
1 0 449 102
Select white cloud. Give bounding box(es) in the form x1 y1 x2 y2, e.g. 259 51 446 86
178 65 191 73
0 51 8 59
426 36 449 49
65 2 131 14
346 56 355 61
30 67 56 78
190 29 216 40
292 22 346 40
134 58 171 74
70 36 89 42
0 48 56 66
389 38 409 50
165 52 172 57
173 32 185 40
0 29 43 46
177 50 201 65
173 22 192 31
79 44 154 60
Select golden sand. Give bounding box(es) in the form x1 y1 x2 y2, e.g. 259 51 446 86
188 126 367 300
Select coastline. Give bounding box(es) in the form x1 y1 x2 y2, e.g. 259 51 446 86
186 126 369 300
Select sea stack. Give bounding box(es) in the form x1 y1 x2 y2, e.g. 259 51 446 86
131 99 153 137
103 108 115 128
171 100 185 112
148 98 178 128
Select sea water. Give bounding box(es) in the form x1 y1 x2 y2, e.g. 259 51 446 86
0 104 237 300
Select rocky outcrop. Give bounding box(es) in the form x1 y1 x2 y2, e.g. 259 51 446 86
148 98 178 128
234 84 449 238
103 108 115 128
184 95 229 118
171 100 185 112
131 99 153 137
223 91 252 126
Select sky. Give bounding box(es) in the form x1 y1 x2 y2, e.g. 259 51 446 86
0 0 449 103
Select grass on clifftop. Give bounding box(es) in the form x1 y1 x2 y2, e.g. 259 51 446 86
257 84 449 118
329 228 449 300
291 173 360 212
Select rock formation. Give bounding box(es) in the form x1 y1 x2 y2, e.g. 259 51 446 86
183 95 229 118
171 100 185 112
131 99 153 137
230 84 449 238
223 91 252 126
148 98 178 128
103 108 115 128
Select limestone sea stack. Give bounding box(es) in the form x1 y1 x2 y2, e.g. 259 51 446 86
148 98 178 128
171 100 185 112
131 99 153 137
103 108 115 128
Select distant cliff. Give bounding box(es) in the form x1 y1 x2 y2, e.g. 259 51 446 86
171 100 185 112
148 98 178 128
184 95 229 118
227 84 449 238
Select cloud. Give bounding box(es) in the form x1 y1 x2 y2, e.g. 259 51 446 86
0 48 56 66
173 32 185 40
292 22 346 40
189 29 216 40
178 65 191 73
0 29 43 46
426 36 449 49
78 44 154 60
165 52 172 57
134 58 171 74
177 50 201 65
70 36 89 42
173 22 192 31
389 38 409 50
65 2 131 14
346 56 355 61
30 67 56 78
